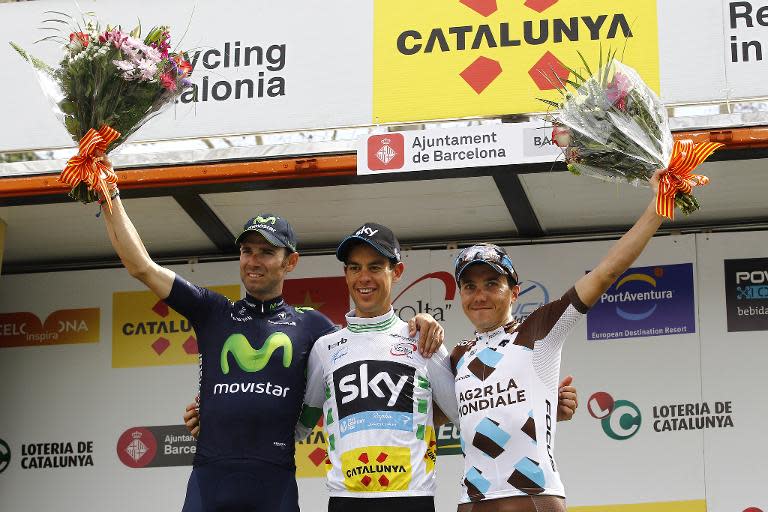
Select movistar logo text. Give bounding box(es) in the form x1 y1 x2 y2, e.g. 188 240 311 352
220 332 293 374
254 216 277 225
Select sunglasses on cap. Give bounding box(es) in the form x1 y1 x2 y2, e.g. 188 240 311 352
454 244 519 285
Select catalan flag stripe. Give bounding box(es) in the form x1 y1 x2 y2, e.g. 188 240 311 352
59 125 121 212
656 140 723 220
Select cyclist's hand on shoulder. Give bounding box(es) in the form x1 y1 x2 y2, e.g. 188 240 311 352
408 313 444 358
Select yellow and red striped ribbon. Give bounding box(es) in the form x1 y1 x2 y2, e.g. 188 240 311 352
60 125 121 212
656 140 723 220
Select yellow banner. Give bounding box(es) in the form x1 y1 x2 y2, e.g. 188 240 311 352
112 285 240 368
374 0 659 123
295 422 331 478
571 500 707 512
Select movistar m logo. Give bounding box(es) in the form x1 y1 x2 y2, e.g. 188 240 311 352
254 216 277 225
220 332 293 374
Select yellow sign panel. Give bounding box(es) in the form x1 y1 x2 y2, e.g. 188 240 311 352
341 446 412 492
112 285 240 368
374 0 659 123
570 500 706 512
295 422 332 478
423 426 437 474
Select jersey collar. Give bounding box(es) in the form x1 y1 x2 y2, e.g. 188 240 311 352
243 294 285 315
345 308 399 333
475 320 519 344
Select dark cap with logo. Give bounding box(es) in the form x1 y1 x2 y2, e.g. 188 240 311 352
454 244 519 285
336 222 401 263
236 214 297 252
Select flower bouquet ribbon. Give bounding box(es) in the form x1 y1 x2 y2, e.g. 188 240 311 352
656 140 723 220
60 125 121 213
541 51 724 217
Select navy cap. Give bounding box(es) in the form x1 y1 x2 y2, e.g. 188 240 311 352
336 222 401 263
236 214 297 252
454 244 519 285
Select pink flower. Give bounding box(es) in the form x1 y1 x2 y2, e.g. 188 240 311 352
552 124 571 148
137 59 158 81
160 73 177 91
106 29 127 50
606 72 632 110
153 31 171 59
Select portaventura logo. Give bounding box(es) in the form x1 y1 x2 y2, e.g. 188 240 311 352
599 270 673 321
395 0 633 94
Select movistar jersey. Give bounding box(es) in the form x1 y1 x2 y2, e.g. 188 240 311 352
450 288 588 505
301 308 458 498
165 275 337 468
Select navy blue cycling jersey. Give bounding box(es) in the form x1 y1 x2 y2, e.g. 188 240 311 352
165 275 337 469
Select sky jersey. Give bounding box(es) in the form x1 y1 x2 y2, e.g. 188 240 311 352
301 308 458 498
450 287 588 504
164 275 337 468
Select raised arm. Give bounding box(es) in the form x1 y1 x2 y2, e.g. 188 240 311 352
101 191 175 299
574 170 665 307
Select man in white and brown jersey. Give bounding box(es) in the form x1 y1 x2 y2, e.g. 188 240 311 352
450 170 668 512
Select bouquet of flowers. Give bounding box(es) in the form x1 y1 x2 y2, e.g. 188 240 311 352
11 13 193 211
540 51 723 219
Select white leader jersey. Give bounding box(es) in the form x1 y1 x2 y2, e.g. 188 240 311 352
302 308 459 498
450 288 588 504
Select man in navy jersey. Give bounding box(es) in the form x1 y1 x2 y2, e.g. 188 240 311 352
98 181 443 512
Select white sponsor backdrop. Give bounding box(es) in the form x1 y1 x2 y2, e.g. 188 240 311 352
696 233 768 512
0 231 767 511
0 0 372 152
1 0 768 153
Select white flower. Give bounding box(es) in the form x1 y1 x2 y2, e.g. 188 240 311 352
142 45 162 63
137 59 158 81
113 60 135 72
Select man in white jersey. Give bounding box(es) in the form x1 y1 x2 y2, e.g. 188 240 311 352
301 223 459 512
300 223 579 512
450 170 668 512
